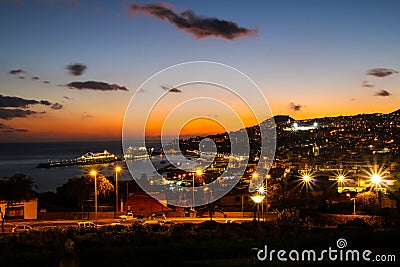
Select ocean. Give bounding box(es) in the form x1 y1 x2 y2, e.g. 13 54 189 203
0 141 162 192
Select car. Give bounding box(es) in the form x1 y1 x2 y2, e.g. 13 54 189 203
77 221 97 228
119 212 137 221
149 213 166 221
12 225 32 233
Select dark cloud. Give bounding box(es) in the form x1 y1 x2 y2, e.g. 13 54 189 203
161 85 182 93
129 3 258 40
66 63 87 76
62 96 70 100
51 103 63 110
67 81 128 91
0 108 44 120
18 76 25 79
40 100 52 106
289 102 302 111
0 95 60 109
0 123 28 133
362 80 374 88
0 95 62 120
8 69 25 75
0 95 41 108
374 89 391 97
367 68 398 78
43 81 50 84
32 76 40 80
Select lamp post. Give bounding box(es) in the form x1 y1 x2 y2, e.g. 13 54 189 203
191 169 202 211
114 166 122 217
90 170 98 225
371 174 381 192
337 175 345 193
265 174 271 221
250 195 265 221
302 174 312 208
346 193 356 215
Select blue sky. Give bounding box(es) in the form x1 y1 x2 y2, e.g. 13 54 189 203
0 0 399 141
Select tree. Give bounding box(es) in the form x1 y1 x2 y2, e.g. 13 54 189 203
56 174 114 209
356 191 379 214
0 174 35 232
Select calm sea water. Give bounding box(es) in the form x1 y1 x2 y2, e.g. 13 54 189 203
0 141 162 192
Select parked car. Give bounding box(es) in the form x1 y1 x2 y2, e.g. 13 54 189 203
149 213 166 221
77 221 97 228
12 225 32 233
119 212 137 221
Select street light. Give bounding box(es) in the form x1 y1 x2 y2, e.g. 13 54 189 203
337 174 345 193
265 174 271 221
346 193 356 215
250 195 265 221
90 170 98 225
114 166 122 217
301 173 313 208
191 169 203 211
302 175 311 183
371 174 381 184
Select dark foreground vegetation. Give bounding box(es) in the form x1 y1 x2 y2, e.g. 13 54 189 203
1 219 399 267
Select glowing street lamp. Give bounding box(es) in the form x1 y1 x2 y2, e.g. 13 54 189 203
265 174 271 220
302 174 311 183
337 174 346 193
191 169 203 211
301 172 313 208
371 174 381 191
114 166 122 216
90 170 98 224
250 194 265 221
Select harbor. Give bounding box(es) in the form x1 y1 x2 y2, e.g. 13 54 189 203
36 150 125 168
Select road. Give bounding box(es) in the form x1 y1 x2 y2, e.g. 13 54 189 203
0 217 256 233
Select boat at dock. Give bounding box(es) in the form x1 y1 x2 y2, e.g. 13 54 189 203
36 150 124 168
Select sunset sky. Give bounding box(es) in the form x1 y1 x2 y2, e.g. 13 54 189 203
1 0 399 142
